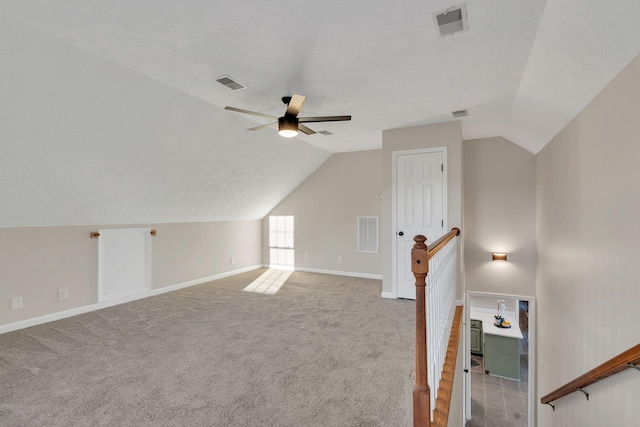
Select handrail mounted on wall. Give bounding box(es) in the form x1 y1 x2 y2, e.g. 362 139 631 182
541 343 640 411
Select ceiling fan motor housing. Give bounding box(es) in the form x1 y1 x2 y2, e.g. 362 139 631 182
279 115 299 130
278 115 299 136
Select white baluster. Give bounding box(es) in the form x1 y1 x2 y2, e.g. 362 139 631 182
424 235 459 421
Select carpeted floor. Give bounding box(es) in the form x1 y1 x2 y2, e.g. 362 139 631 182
0 269 415 426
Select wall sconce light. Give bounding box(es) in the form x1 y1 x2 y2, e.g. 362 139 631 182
492 252 507 261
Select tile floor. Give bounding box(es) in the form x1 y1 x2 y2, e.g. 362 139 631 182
466 355 529 427
466 301 530 427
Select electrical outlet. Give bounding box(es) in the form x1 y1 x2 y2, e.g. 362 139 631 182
304 252 309 260
11 297 23 310
58 289 68 301
230 257 235 265
338 255 343 263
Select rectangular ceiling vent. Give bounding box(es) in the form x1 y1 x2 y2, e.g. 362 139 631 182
434 4 468 37
452 109 468 118
318 130 333 136
215 75 247 91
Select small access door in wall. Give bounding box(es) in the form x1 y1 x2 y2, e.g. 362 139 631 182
98 228 151 302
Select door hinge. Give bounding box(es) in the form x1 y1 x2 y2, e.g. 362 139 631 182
441 220 444 227
441 164 444 172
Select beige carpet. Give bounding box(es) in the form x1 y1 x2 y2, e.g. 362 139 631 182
0 269 415 426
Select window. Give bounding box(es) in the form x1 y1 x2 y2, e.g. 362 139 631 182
269 215 295 269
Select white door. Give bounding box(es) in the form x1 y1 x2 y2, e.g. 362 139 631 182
395 150 445 299
98 228 151 302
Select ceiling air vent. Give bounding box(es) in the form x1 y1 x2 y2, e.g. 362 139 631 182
215 75 247 91
452 109 468 118
318 130 333 136
434 5 468 37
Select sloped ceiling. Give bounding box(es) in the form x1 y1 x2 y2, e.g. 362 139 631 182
0 18 330 226
2 1 640 226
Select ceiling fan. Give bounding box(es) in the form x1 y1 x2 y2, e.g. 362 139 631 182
224 94 351 138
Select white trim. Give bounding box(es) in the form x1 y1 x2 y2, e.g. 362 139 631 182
381 292 396 299
391 146 448 300
267 264 296 271
0 265 262 335
294 267 382 280
463 291 536 427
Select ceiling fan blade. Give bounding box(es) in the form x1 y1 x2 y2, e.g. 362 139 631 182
298 115 352 123
298 124 316 135
247 123 277 131
286 94 306 116
224 106 277 120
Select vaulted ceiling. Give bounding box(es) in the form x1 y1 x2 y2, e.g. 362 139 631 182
2 1 640 226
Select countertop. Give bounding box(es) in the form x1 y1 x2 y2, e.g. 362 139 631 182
470 309 524 340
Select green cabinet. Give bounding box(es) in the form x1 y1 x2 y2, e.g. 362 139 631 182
470 319 483 355
484 333 520 380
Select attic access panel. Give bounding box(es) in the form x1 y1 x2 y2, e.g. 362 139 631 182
434 4 468 37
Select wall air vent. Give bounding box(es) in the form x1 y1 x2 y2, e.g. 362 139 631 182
434 4 468 37
452 109 468 118
215 75 247 91
358 216 379 253
318 130 333 136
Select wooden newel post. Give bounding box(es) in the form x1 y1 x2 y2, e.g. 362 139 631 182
412 234 430 427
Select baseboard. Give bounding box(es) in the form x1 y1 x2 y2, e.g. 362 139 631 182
294 267 382 280
381 292 396 299
147 265 262 296
0 265 263 335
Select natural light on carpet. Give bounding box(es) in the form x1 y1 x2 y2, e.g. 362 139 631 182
243 269 293 295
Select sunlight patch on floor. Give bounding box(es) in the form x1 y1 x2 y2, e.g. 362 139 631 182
243 269 293 295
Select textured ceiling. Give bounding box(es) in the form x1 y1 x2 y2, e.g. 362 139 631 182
3 1 640 226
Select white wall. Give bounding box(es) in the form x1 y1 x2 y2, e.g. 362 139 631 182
464 137 536 297
381 122 464 295
0 221 262 328
536 54 640 426
469 295 517 314
263 150 383 277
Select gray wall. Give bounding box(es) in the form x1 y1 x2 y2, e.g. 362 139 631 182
0 220 262 327
381 121 464 295
536 54 640 425
464 137 536 297
263 150 383 276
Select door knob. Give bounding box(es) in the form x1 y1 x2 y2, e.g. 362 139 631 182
398 231 404 236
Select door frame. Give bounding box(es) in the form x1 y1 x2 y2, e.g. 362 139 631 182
391 146 448 298
464 291 536 427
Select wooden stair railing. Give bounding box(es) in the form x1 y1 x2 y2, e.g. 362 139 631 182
540 343 640 410
412 228 461 427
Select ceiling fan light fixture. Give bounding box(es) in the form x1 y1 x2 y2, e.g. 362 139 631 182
225 94 350 137
278 116 299 138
